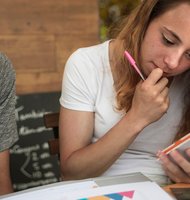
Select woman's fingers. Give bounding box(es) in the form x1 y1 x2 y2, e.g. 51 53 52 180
145 68 164 85
158 150 190 183
170 150 190 176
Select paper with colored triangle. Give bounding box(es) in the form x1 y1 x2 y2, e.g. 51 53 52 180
119 191 135 198
79 190 134 200
77 190 147 200
66 181 173 200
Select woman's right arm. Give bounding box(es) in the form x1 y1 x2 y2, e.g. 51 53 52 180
59 64 169 180
59 105 146 180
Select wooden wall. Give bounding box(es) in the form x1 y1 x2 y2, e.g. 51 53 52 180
0 0 99 94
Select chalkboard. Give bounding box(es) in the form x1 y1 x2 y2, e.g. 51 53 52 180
10 92 61 191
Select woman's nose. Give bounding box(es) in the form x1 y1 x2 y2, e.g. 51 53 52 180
163 51 182 69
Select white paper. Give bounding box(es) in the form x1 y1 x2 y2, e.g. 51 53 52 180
1 181 98 200
64 181 175 200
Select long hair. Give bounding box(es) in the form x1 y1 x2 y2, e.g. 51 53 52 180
111 0 190 138
176 80 190 139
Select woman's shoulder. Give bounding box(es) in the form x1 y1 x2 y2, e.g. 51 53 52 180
69 41 109 60
65 41 110 72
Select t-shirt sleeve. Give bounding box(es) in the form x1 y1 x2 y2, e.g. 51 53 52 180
0 53 18 152
59 49 97 111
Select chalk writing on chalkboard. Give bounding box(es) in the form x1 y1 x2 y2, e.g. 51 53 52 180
10 92 61 191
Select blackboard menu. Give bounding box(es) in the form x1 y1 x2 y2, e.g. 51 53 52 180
10 92 61 191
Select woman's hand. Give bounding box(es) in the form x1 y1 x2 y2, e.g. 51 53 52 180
158 148 190 183
130 68 170 126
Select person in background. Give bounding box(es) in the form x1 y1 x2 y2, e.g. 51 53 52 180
0 54 18 195
59 0 190 185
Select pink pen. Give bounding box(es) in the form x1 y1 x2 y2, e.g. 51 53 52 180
124 51 145 80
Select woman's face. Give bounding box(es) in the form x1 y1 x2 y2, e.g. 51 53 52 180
140 3 190 78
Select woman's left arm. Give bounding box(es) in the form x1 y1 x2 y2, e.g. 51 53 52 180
158 148 190 183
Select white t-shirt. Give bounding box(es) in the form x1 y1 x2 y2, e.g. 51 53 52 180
60 41 189 184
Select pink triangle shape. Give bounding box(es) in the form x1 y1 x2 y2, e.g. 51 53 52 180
119 191 135 199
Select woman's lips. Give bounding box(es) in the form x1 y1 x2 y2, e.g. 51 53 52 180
152 62 172 76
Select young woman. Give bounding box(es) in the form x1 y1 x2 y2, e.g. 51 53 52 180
59 0 190 185
0 54 18 195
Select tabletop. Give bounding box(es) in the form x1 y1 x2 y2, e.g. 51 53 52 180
164 183 190 198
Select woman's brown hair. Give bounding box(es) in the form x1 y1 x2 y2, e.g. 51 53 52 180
111 0 190 138
176 81 190 139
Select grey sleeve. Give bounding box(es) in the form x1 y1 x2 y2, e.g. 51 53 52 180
0 53 18 152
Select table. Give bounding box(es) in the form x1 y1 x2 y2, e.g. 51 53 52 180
164 183 190 198
1 174 189 199
0 172 149 199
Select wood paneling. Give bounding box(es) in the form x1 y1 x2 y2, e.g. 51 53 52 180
0 0 99 94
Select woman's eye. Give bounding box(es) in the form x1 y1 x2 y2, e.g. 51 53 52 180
162 34 174 46
185 52 190 60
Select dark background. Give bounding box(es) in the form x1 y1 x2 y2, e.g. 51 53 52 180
10 92 61 191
